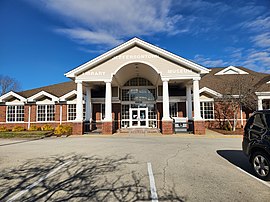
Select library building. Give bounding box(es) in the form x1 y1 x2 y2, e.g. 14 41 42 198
1 38 270 135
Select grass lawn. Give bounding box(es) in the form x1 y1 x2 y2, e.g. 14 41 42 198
0 131 52 139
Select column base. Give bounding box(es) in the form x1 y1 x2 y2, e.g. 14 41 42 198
193 120 206 135
162 120 173 135
72 122 84 135
102 121 113 134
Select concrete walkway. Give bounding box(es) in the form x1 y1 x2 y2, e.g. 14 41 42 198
78 129 242 138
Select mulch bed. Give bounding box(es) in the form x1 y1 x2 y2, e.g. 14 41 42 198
211 128 244 135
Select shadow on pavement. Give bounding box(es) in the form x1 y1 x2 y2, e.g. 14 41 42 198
0 154 185 201
217 150 254 175
0 138 44 147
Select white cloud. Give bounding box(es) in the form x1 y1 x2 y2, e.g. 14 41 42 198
252 33 270 48
33 0 181 46
55 28 123 46
193 55 229 67
242 16 270 32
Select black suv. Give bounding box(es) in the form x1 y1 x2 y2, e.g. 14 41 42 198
242 110 270 180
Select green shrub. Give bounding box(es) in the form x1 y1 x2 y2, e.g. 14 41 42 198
29 125 41 131
12 126 25 132
41 124 54 131
0 126 9 132
54 125 72 136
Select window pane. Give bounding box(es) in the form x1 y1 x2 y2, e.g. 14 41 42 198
7 106 16 122
122 89 129 101
37 105 46 121
68 104 76 121
169 103 177 117
47 105 55 121
16 105 24 122
201 102 214 119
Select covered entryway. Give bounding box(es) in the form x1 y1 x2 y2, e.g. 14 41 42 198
64 37 210 135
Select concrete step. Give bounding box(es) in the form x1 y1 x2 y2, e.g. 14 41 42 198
116 128 161 134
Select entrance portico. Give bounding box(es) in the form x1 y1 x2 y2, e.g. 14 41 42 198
65 38 209 135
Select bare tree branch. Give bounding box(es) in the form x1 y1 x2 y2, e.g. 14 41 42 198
0 75 21 95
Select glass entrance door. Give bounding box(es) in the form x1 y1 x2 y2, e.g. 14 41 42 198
130 108 148 127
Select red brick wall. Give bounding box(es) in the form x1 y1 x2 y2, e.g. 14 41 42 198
0 105 6 122
62 104 67 121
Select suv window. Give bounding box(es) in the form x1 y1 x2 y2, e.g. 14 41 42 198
253 114 266 128
265 114 270 128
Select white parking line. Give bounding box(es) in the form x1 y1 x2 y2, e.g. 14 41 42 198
7 160 72 202
236 166 270 188
147 162 158 202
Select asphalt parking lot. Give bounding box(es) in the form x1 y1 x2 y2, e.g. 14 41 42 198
0 135 269 201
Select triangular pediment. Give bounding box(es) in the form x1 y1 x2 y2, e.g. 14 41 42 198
65 37 210 79
0 91 26 102
215 66 249 75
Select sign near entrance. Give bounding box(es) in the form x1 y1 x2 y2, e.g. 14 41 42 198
84 71 105 76
113 54 159 60
167 69 193 74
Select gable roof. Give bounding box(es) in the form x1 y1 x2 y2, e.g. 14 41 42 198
200 66 268 94
65 37 210 78
17 81 76 98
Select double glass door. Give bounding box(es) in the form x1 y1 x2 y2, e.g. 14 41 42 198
130 108 148 127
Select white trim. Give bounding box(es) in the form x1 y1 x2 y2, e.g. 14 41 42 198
5 102 25 106
0 91 26 102
214 66 249 75
199 87 222 98
255 91 270 96
60 90 77 101
65 37 210 78
28 91 59 102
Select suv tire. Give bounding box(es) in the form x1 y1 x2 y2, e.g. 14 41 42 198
251 151 270 180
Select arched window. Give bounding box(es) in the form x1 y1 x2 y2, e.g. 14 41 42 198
124 77 153 86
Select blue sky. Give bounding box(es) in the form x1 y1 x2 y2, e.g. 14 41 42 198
0 0 270 91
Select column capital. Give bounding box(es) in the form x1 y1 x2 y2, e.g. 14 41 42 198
162 78 170 82
75 80 83 84
193 77 201 81
104 80 112 83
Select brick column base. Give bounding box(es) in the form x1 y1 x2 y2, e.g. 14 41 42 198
102 121 113 134
193 120 206 135
162 121 173 135
72 122 84 135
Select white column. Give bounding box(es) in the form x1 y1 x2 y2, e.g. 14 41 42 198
258 97 263 110
162 79 171 120
104 81 112 121
193 78 202 121
186 84 192 120
85 86 92 122
75 81 84 122
28 106 31 130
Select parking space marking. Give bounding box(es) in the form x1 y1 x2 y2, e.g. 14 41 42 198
7 160 72 202
236 166 270 188
147 162 158 202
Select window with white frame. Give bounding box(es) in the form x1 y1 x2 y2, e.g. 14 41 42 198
169 102 178 117
68 104 76 121
37 105 55 122
200 102 214 119
6 105 24 122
